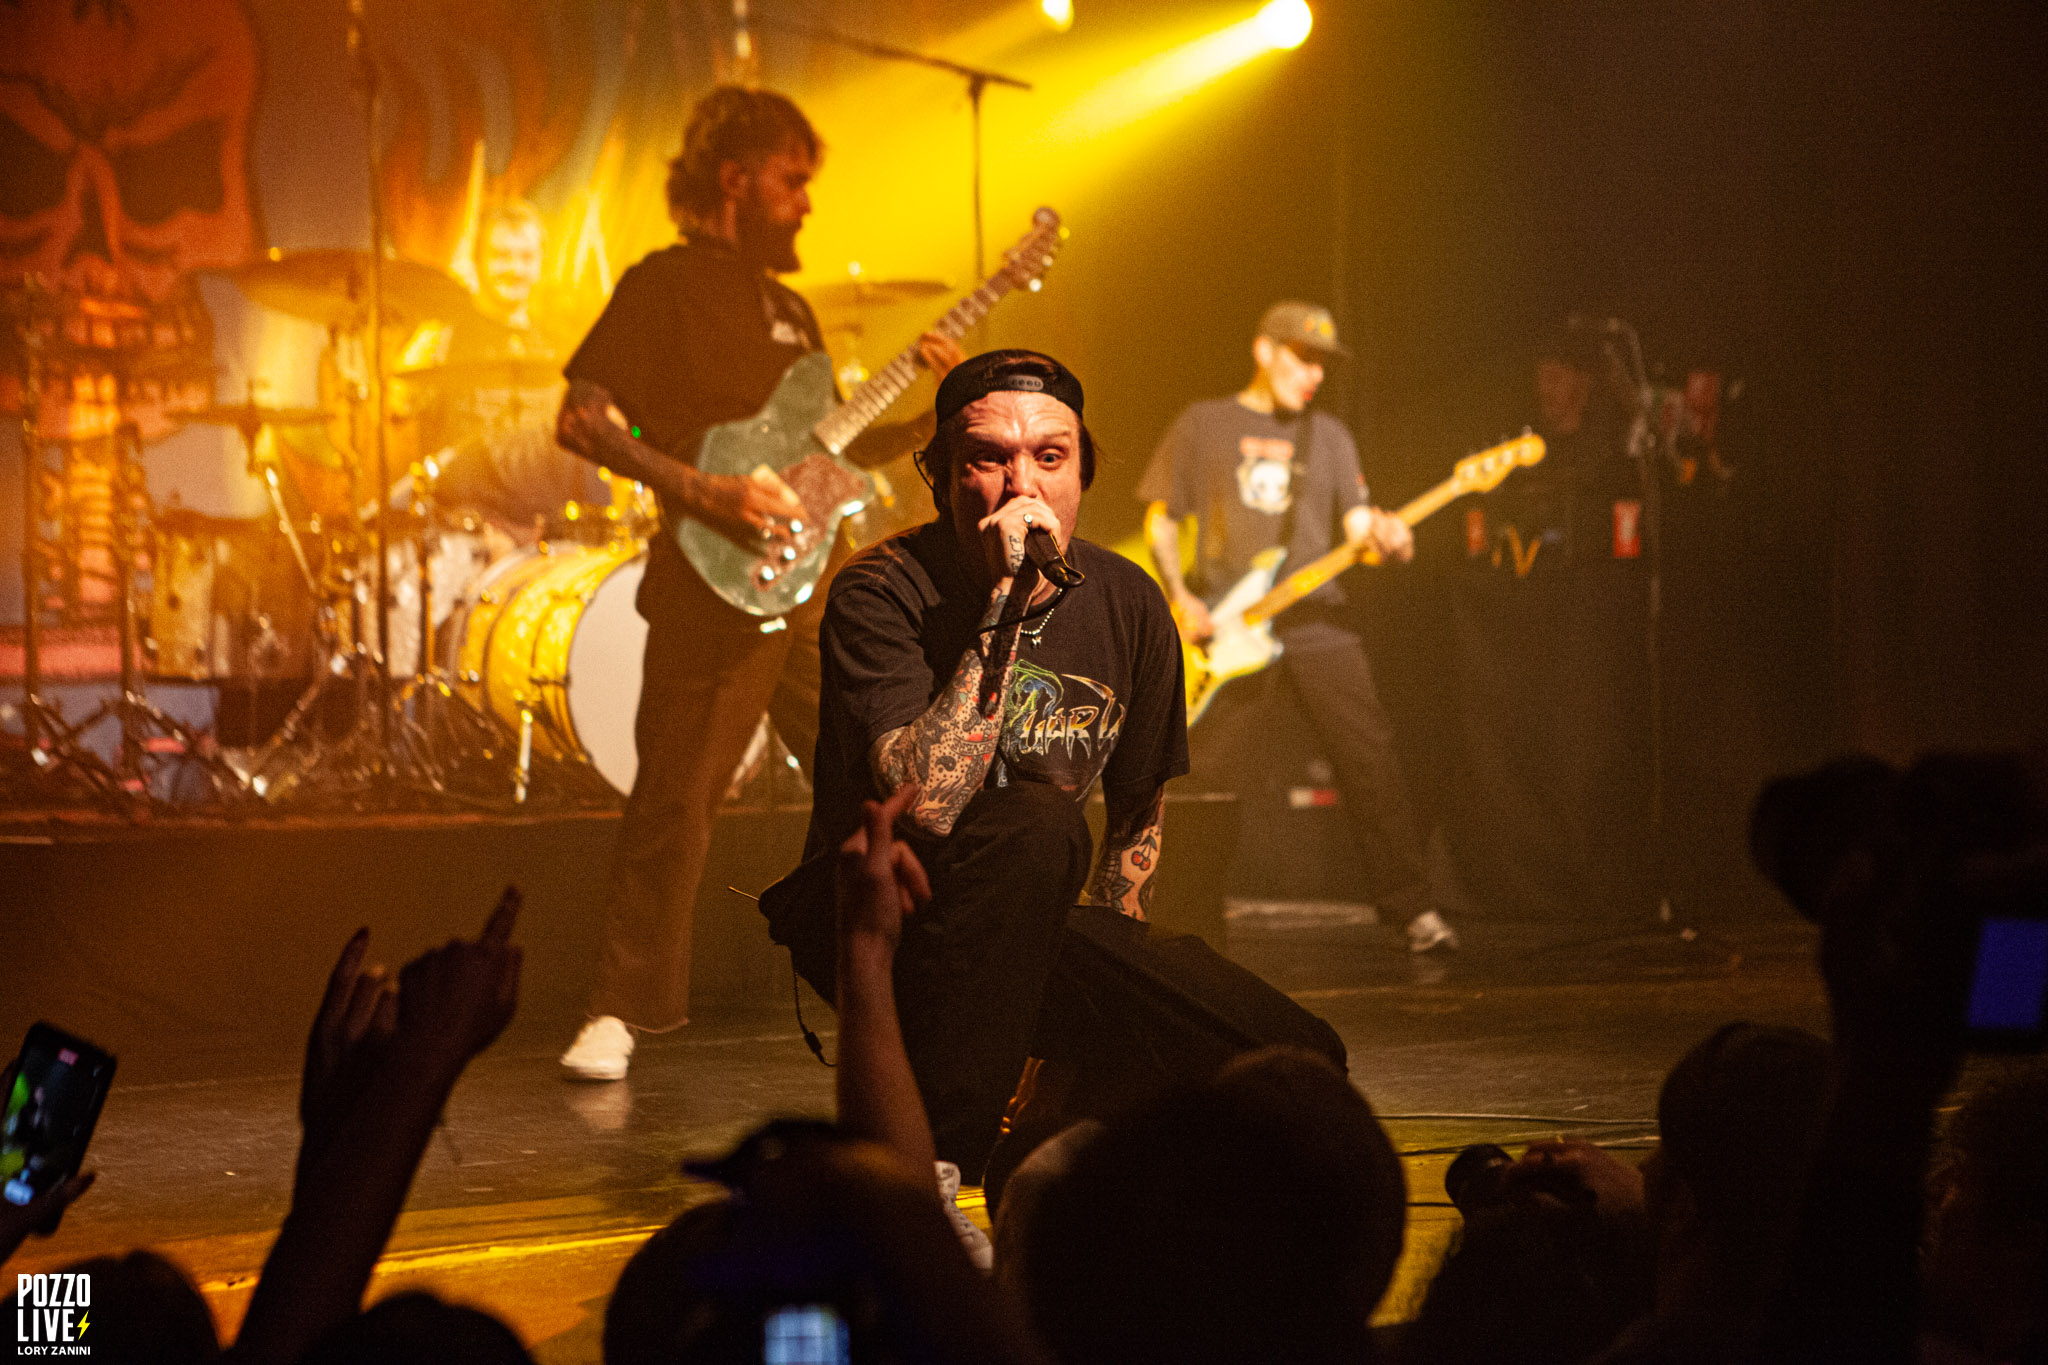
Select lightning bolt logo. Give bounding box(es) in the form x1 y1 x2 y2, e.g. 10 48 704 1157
77 1310 89 1337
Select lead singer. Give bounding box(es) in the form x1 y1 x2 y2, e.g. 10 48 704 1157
774 350 1189 1182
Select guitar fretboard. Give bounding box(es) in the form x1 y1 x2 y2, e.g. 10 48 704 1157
1241 477 1456 626
811 216 1059 455
1241 434 1542 625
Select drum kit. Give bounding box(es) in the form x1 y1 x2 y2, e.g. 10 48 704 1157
5 250 659 816
6 245 946 818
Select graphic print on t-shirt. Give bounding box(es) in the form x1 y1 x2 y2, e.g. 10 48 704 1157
999 658 1128 793
1236 435 1296 514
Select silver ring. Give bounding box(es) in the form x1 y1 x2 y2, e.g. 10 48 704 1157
1023 514 1034 526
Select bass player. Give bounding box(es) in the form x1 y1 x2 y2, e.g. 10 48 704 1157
553 85 960 1080
1137 300 1458 954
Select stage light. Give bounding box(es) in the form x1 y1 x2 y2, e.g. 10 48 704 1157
1255 0 1311 50
1040 0 1074 33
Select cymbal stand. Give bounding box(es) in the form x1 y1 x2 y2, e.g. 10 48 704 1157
9 326 123 807
386 471 549 808
29 417 253 810
5 283 140 809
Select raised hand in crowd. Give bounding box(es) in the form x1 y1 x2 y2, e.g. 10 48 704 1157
228 890 523 1365
1751 753 2047 1364
834 780 941 1178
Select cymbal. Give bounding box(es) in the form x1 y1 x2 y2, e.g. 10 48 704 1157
186 402 330 430
222 250 482 329
392 355 562 389
806 277 950 311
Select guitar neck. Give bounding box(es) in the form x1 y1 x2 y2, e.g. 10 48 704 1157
1241 471 1463 625
813 276 1017 455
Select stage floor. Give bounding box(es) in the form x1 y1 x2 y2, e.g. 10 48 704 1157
10 904 1830 1361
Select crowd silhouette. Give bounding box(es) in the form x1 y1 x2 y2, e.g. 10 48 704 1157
4 751 2044 1364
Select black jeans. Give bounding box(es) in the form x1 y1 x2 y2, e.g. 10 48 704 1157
768 779 1093 1181
1193 628 1433 923
591 542 825 1031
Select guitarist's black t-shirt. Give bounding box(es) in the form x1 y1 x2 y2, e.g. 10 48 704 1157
804 520 1191 859
1136 397 1369 647
562 234 824 598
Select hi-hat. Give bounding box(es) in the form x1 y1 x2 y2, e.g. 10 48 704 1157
222 250 481 329
806 277 950 311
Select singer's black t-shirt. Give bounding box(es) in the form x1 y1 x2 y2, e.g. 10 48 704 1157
805 519 1190 858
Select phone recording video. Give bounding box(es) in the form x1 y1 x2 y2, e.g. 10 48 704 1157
763 1303 850 1365
2 1022 117 1208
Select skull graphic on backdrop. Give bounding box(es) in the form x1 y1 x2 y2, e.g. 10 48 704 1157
0 0 259 621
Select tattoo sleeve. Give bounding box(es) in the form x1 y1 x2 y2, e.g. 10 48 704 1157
556 379 704 514
1083 784 1166 920
869 586 1023 837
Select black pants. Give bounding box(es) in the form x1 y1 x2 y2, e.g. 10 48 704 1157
591 542 826 1031
1193 629 1433 923
768 779 1093 1181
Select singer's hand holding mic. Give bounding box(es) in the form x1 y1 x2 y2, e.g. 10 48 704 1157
977 495 1083 592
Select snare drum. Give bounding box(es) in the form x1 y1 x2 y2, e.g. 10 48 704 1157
451 540 648 793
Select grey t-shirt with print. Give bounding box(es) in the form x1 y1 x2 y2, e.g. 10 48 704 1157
1137 398 1369 629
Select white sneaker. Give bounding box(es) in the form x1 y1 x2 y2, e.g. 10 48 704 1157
1407 909 1459 954
936 1160 994 1271
560 1015 634 1081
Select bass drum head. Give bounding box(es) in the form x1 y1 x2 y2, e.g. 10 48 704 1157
564 553 648 793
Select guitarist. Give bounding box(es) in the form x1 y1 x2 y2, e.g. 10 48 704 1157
553 86 961 1081
1137 301 1458 954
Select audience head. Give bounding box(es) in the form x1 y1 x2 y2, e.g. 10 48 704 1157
1924 1060 2048 1360
1021 1046 1405 1365
299 1291 532 1365
1406 1141 1651 1365
608 1119 980 1365
1649 1022 1836 1252
0 1249 218 1364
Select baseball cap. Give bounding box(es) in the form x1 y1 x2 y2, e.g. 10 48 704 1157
1257 301 1351 360
934 349 1085 428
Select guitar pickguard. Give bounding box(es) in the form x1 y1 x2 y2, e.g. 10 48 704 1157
1184 547 1287 724
675 351 875 616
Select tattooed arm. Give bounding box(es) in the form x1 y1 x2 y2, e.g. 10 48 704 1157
869 584 1023 838
556 378 804 548
1083 783 1166 920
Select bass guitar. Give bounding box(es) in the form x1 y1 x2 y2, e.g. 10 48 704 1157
678 207 1066 616
1180 432 1546 723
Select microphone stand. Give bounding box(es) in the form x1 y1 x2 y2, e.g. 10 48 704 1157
750 15 1031 283
347 0 394 761
1605 318 1679 929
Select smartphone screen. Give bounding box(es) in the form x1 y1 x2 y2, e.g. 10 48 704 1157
763 1304 850 1365
2 1023 117 1207
1965 916 2048 1050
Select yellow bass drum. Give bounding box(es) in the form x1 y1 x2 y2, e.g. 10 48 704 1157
450 541 648 793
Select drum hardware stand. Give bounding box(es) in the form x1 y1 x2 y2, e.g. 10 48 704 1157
246 1 511 813
7 285 247 812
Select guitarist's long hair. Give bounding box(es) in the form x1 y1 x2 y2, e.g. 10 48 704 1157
666 86 822 229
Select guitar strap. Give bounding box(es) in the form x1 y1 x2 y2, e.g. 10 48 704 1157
1276 407 1314 571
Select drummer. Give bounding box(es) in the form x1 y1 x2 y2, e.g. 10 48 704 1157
401 201 609 534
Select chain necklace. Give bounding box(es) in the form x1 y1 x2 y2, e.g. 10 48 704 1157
1018 593 1061 646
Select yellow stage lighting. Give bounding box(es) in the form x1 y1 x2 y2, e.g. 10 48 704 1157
1040 0 1074 34
1255 0 1312 50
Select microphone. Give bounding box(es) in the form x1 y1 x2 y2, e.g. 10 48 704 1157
1024 524 1085 589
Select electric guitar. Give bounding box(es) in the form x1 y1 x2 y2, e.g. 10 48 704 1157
677 208 1067 616
1180 432 1546 723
